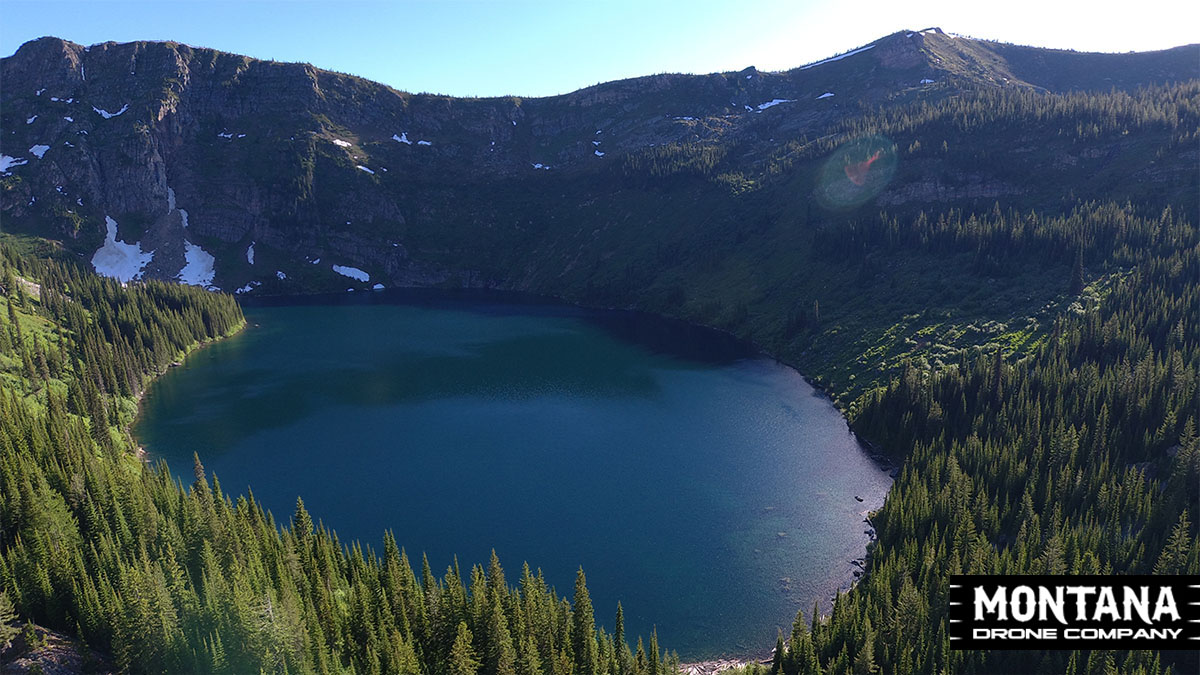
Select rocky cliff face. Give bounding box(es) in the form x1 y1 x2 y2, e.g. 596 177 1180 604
1 32 1196 295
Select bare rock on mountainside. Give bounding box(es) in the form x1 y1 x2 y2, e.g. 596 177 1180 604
1 623 113 675
1 30 1194 297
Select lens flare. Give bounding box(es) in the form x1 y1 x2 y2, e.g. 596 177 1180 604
814 135 897 210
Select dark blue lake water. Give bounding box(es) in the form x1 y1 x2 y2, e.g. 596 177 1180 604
134 290 891 659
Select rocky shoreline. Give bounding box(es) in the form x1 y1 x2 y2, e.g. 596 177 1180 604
678 656 771 674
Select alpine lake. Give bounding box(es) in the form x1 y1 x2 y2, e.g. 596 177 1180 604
134 289 892 660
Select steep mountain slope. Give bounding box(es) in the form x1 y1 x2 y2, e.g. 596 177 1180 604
1 32 1195 299
3 32 1196 404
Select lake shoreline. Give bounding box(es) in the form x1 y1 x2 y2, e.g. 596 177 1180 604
131 318 247 464
146 288 893 661
679 654 774 674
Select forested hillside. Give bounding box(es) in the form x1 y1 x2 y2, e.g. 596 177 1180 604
0 247 676 673
765 203 1198 674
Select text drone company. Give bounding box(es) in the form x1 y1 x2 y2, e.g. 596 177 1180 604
948 575 1200 650
970 627 1184 641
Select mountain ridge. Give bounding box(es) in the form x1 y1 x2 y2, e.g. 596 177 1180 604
1 30 1196 404
2 30 1195 289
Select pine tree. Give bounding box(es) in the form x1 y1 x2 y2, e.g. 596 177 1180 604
614 603 624 651
485 595 517 675
772 630 785 674
1070 245 1085 294
292 497 314 545
451 621 481 675
516 634 543 675
648 627 661 675
571 568 599 675
0 591 17 651
1153 511 1194 575
852 617 877 675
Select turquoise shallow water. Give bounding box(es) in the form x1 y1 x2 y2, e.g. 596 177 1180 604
135 291 892 659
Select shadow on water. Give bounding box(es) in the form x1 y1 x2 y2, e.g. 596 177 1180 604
152 329 665 457
243 287 760 365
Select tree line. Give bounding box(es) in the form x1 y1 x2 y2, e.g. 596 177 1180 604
0 245 676 673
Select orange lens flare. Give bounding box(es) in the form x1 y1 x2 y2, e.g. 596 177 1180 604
844 150 882 186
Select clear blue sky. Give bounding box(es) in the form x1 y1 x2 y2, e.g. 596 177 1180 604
2 0 1195 98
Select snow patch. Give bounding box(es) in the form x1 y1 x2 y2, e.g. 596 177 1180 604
392 132 412 144
217 132 233 139
92 104 129 119
594 150 605 157
63 116 74 122
332 139 352 147
816 92 835 99
357 165 375 174
179 209 190 229
179 242 217 288
310 258 321 265
91 216 154 283
276 270 287 280
28 144 50 159
756 98 795 110
167 187 176 212
36 88 45 96
799 44 875 70
673 116 696 121
0 155 29 174
531 163 550 170
416 140 432 146
26 115 36 124
372 283 385 290
746 74 753 79
235 281 261 294
920 78 935 84
246 242 256 265
332 265 369 282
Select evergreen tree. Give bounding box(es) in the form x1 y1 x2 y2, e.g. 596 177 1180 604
0 590 17 651
1154 511 1193 575
1070 244 1086 294
571 568 599 675
451 621 481 675
852 617 877 675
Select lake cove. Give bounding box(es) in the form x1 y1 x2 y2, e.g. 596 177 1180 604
135 290 892 659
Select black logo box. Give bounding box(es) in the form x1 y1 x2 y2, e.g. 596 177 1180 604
949 575 1200 650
